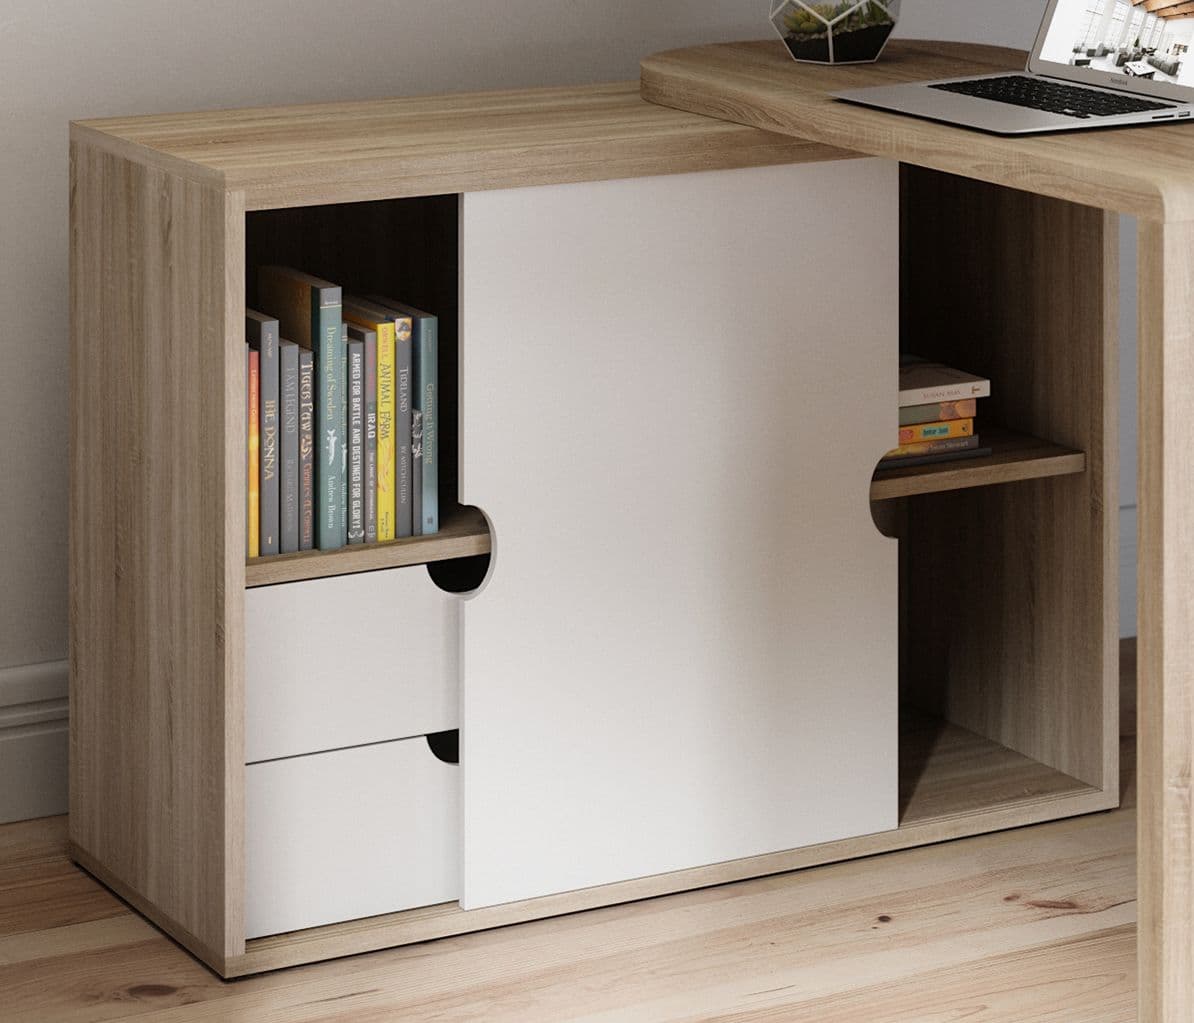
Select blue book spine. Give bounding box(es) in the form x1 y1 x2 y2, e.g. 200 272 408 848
298 350 315 551
314 289 344 550
411 408 423 537
413 313 438 535
279 340 300 554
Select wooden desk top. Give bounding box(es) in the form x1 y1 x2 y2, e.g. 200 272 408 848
641 39 1194 221
70 81 842 210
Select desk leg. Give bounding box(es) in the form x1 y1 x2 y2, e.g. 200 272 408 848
1138 218 1194 1023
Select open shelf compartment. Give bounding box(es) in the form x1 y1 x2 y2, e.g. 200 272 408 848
243 193 472 588
898 710 1098 828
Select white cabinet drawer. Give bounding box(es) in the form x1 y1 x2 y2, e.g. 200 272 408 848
245 734 460 939
245 567 459 763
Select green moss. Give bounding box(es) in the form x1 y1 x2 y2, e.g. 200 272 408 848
783 0 894 38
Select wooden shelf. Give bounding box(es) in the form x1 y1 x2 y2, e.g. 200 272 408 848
245 506 490 588
899 711 1096 827
870 427 1085 501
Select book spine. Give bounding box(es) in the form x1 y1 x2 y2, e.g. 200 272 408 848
298 350 315 550
279 342 300 553
364 332 378 545
245 345 250 557
258 320 280 556
248 351 260 559
314 289 344 550
376 324 397 542
347 339 365 544
415 315 438 535
396 319 413 539
884 435 979 460
898 398 976 427
899 381 990 406
411 407 424 537
898 418 974 445
340 325 348 548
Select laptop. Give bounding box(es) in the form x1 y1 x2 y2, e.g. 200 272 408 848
833 0 1194 134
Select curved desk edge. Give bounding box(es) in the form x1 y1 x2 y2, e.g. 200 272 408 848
641 39 1194 222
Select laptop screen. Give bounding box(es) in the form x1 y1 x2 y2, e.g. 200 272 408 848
1036 0 1194 90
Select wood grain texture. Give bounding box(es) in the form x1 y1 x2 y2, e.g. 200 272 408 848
869 426 1086 501
71 81 849 211
898 713 1096 827
897 168 1119 797
640 39 1194 222
245 506 490 588
1137 218 1194 1023
68 141 245 964
0 691 1137 1020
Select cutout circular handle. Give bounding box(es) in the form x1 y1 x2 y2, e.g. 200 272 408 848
426 729 459 764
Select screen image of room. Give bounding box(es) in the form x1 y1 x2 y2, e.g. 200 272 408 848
1039 0 1194 86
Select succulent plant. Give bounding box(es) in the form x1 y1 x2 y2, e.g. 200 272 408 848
783 1 893 38
847 1 895 29
784 3 834 35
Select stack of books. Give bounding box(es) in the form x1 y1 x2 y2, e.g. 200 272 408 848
245 266 439 558
880 355 992 470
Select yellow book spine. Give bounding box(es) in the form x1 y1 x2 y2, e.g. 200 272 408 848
897 417 974 445
248 350 260 558
375 322 397 542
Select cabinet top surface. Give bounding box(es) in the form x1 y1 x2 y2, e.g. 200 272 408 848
640 39 1194 221
71 81 840 209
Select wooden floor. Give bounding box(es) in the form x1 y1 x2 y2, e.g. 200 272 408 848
1 646 1138 1022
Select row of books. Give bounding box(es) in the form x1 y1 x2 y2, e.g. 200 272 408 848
880 355 992 469
246 266 438 558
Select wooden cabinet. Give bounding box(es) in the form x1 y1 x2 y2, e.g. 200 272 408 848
68 79 1117 978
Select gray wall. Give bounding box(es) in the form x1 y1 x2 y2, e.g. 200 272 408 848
0 1 1135 821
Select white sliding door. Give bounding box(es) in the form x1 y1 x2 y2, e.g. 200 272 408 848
459 160 899 908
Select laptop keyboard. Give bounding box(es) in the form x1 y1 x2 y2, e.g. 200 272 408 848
929 75 1173 119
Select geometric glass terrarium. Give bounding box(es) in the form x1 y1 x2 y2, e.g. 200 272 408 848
770 0 901 65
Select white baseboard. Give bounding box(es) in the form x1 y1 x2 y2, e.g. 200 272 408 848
1120 504 1137 639
0 659 68 824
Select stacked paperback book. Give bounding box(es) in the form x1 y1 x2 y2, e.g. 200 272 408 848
246 266 438 558
880 355 992 470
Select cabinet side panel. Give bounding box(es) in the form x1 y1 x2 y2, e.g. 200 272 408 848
460 160 900 909
898 167 1117 793
69 141 244 962
1137 217 1194 1023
